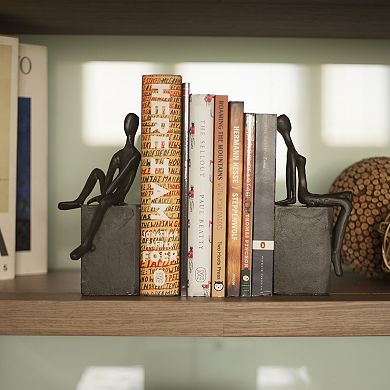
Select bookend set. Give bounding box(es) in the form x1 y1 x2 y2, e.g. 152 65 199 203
58 77 352 297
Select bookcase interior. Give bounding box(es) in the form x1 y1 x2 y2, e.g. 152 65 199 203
2 0 390 38
1 0 390 337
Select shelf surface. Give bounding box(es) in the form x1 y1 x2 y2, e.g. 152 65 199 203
1 0 390 38
1 270 390 336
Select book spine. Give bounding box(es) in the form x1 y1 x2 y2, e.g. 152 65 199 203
252 114 277 296
0 36 19 280
140 74 182 296
240 113 255 296
211 95 228 297
226 101 244 297
180 82 190 296
16 43 48 275
187 94 214 297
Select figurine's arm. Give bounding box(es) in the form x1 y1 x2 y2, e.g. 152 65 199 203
105 153 139 195
276 147 297 205
103 155 120 194
276 114 297 205
121 154 141 195
286 149 297 200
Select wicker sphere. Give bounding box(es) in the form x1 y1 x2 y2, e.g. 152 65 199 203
330 157 390 278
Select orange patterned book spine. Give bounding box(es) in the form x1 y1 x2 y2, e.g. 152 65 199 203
240 113 255 296
140 74 182 296
226 101 244 297
211 96 228 297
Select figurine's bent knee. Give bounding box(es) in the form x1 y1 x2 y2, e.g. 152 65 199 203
91 167 104 175
91 168 105 181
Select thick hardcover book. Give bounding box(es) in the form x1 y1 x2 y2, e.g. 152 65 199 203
240 113 255 296
0 36 18 280
187 94 214 297
226 101 244 297
252 114 277 296
140 74 182 296
211 95 228 297
16 43 48 275
180 82 190 296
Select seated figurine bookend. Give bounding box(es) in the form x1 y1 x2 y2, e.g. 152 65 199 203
58 113 141 260
276 114 353 277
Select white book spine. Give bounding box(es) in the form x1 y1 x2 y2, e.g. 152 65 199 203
16 43 48 275
0 36 19 280
187 94 214 296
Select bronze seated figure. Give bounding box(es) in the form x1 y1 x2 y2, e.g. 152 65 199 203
58 113 141 260
276 114 353 276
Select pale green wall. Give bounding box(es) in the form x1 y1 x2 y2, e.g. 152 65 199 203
0 336 389 389
18 35 390 270
1 36 388 390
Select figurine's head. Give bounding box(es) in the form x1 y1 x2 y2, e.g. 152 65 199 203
277 114 292 137
124 113 139 138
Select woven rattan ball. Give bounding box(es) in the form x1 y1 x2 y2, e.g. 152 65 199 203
330 157 390 278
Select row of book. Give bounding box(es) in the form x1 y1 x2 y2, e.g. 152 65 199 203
0 36 48 280
139 75 276 297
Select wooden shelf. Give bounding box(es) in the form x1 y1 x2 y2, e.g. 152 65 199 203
0 270 390 336
1 0 390 38
2 0 389 341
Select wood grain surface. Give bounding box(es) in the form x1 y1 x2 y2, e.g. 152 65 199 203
1 270 390 336
1 0 390 38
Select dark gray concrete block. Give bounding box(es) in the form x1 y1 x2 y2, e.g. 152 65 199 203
274 205 333 295
81 204 140 296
